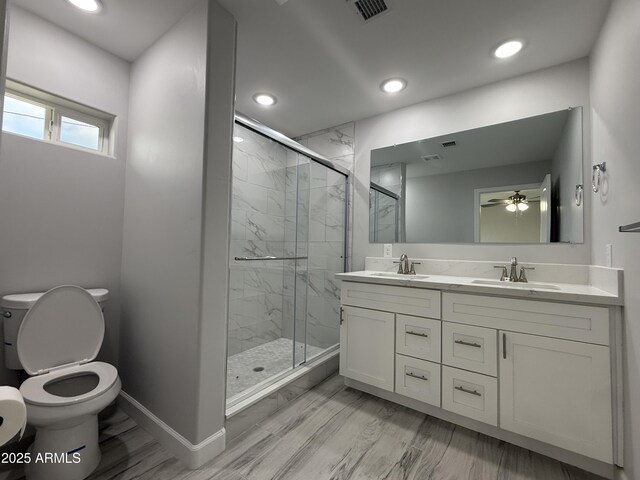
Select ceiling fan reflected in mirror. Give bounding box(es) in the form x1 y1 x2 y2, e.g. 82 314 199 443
483 190 540 212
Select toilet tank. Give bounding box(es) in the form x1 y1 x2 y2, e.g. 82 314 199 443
0 288 109 370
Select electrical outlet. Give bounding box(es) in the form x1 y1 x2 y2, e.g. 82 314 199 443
383 244 393 258
605 244 613 267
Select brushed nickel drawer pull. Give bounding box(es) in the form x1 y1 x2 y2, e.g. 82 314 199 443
406 331 429 338
406 372 429 381
503 332 507 359
454 339 482 348
455 385 482 397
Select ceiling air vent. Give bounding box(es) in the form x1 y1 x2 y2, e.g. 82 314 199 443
422 154 441 163
348 0 389 22
441 140 457 148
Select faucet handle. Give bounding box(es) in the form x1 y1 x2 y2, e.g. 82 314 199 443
518 266 535 283
409 262 421 275
393 260 403 274
494 265 508 281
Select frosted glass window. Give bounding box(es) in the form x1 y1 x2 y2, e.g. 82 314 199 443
60 116 100 150
2 95 47 140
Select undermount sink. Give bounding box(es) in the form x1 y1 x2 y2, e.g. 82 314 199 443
471 279 561 290
370 272 430 280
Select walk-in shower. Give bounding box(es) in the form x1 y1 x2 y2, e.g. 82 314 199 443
226 114 348 405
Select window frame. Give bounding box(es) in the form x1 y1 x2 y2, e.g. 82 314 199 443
3 90 54 141
3 79 114 155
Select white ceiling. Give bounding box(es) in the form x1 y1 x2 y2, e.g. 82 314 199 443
218 0 609 136
13 0 610 138
12 0 202 61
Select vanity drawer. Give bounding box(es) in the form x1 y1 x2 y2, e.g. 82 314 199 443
395 355 441 407
442 293 609 345
442 322 497 376
396 315 441 363
341 281 441 318
442 365 497 426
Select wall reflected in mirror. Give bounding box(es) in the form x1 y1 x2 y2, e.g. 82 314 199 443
369 107 584 244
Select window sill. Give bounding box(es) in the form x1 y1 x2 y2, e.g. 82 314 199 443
1 131 118 160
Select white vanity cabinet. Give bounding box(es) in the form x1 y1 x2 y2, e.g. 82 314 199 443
443 292 613 462
339 280 620 475
499 331 613 463
340 282 442 404
339 306 395 391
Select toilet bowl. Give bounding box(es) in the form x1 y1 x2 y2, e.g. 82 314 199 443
9 285 121 480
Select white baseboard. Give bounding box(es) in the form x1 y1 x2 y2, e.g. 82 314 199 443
118 391 225 469
616 468 629 480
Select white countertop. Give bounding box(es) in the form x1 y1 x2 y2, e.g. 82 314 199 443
335 271 622 306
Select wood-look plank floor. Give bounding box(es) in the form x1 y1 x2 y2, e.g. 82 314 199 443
1 375 604 480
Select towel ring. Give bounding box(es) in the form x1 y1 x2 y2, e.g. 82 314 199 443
575 184 583 206
592 162 606 193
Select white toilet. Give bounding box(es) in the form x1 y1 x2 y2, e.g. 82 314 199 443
0 285 121 480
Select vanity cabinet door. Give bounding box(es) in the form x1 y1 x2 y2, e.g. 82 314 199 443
499 331 612 463
340 306 395 391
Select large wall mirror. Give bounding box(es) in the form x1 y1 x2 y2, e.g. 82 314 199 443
369 108 584 244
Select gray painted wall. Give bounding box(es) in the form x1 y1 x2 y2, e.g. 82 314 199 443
589 0 640 477
0 0 7 141
405 160 551 243
551 107 583 243
196 0 236 443
0 6 130 386
119 0 236 445
352 59 592 267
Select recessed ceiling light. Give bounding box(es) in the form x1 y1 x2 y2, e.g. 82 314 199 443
493 40 524 59
233 136 244 143
253 93 277 106
66 0 102 13
381 78 407 94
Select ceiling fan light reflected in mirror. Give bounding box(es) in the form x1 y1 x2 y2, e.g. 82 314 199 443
506 203 517 212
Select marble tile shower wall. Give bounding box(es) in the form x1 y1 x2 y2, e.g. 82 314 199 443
228 122 354 358
295 123 354 350
370 164 404 243
228 124 290 357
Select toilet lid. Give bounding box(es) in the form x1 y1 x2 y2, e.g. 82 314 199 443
17 286 105 376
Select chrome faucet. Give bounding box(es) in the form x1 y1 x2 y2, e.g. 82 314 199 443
494 256 535 282
394 254 421 274
395 254 409 274
509 257 518 282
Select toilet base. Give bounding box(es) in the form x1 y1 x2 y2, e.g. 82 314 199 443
25 415 101 480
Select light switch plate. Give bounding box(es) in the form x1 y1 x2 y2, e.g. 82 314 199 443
383 244 393 258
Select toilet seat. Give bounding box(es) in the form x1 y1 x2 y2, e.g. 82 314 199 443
20 362 118 407
17 285 105 376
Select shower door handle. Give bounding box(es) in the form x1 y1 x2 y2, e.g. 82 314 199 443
234 256 309 261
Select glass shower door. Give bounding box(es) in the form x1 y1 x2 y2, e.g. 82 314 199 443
227 123 302 401
304 163 347 361
226 117 349 406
